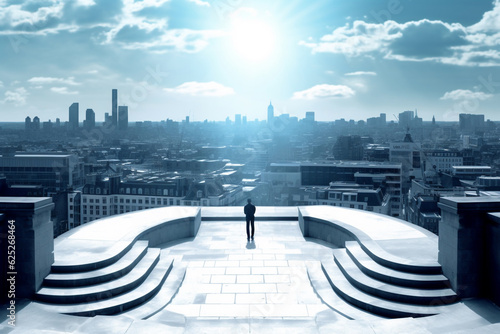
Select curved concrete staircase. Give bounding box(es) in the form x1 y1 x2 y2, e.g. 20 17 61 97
35 240 181 317
321 240 458 318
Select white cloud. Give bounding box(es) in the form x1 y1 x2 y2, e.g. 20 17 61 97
300 20 403 56
301 7 500 67
50 87 79 95
2 87 28 106
0 0 219 54
164 81 235 97
186 0 210 7
123 0 171 13
292 84 355 100
28 76 80 86
0 1 65 30
97 0 220 53
469 0 500 33
114 28 223 53
440 89 493 101
75 0 96 7
345 71 377 76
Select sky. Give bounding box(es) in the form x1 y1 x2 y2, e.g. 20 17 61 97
0 0 499 123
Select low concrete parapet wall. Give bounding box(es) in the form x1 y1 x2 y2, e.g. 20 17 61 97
299 209 358 247
138 209 201 247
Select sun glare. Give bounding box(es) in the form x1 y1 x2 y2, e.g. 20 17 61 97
230 12 276 62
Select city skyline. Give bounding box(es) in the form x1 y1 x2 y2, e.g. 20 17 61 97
1 0 500 122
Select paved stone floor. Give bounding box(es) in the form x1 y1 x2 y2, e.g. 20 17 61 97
3 217 500 333
149 219 341 328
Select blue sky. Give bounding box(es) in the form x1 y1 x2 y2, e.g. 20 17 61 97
0 0 499 123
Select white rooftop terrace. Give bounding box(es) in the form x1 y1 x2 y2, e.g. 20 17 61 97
1 205 500 333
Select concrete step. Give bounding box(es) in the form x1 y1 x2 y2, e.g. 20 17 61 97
358 240 442 275
36 248 160 304
121 260 186 320
321 257 455 318
44 241 149 287
52 239 136 273
345 241 450 289
34 257 174 317
333 249 457 306
305 261 384 321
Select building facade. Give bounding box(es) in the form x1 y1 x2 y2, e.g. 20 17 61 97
69 103 79 129
0 154 84 193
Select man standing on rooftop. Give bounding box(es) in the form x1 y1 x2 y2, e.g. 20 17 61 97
244 198 256 241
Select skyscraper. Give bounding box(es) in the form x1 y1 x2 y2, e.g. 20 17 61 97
85 109 95 130
25 116 31 131
305 111 315 122
380 113 386 125
118 106 128 130
112 89 118 127
267 101 274 124
33 116 40 130
69 103 79 129
459 113 485 133
235 114 242 126
398 110 414 129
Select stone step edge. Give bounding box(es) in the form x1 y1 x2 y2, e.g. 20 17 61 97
51 240 136 273
321 259 452 318
36 249 161 304
35 257 174 317
357 240 442 275
333 249 458 306
122 262 185 320
345 241 450 289
44 241 149 287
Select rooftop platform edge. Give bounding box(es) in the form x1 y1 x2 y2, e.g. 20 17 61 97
439 196 500 213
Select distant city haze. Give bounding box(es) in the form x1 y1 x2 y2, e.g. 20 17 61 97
0 1 499 122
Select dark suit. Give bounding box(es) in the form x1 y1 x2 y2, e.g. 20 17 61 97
244 203 256 239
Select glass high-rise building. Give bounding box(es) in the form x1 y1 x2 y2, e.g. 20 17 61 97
69 102 79 129
267 101 274 124
112 89 118 127
118 105 128 130
85 108 95 129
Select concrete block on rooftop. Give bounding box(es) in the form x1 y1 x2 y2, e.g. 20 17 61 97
0 197 54 300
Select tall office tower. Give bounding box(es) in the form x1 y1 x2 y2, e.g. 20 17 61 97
104 112 111 126
55 118 60 127
242 115 247 125
267 101 274 124
33 116 40 130
112 89 118 127
185 116 190 124
69 102 79 129
85 109 95 130
305 111 315 122
380 113 386 125
398 110 414 129
235 114 242 126
459 113 485 133
25 116 32 131
118 106 128 130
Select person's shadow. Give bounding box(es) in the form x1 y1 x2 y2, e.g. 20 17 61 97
246 240 256 249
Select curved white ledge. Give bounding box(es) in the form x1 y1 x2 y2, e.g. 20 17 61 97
52 207 201 272
298 206 442 274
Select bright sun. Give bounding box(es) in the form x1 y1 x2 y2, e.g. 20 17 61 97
230 12 276 62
